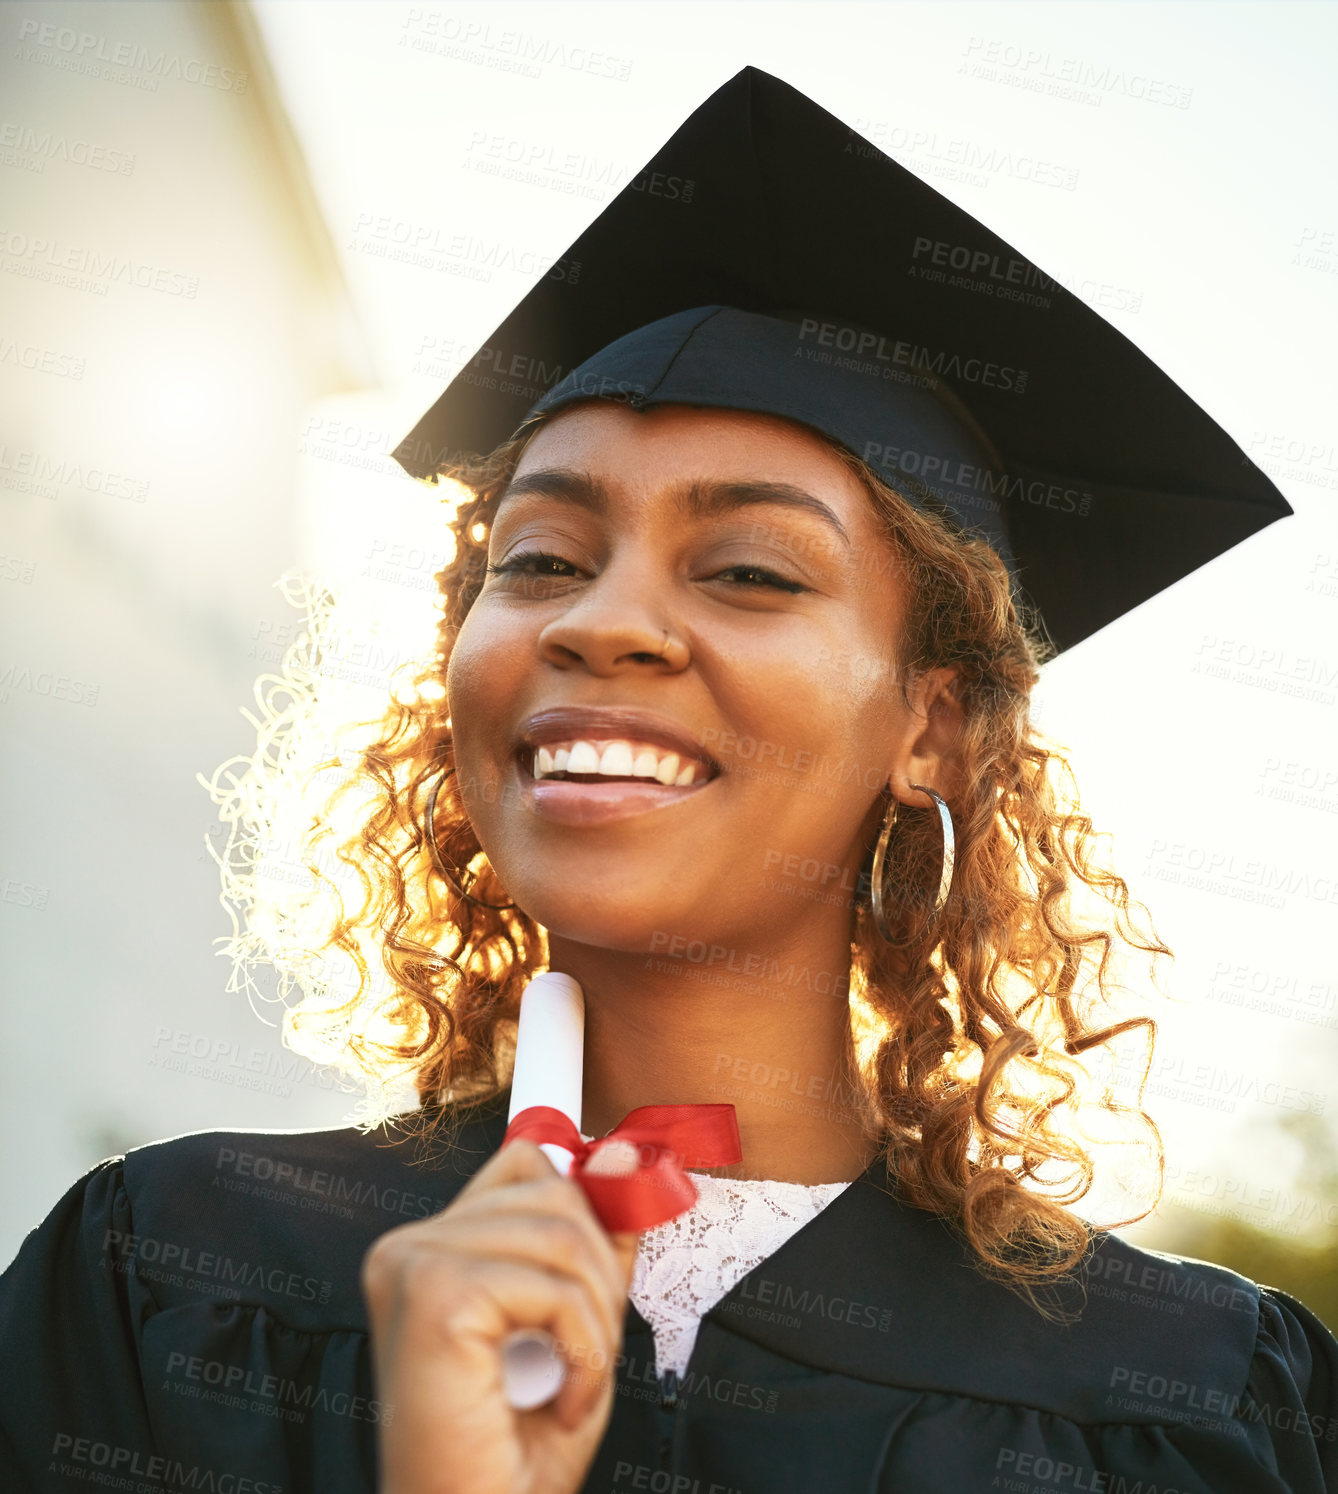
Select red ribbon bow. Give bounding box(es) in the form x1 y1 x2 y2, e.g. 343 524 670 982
501 1103 742 1233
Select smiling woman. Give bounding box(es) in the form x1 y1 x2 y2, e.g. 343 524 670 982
2 62 1335 1494
313 395 1163 1254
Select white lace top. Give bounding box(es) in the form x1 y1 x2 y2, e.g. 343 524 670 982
580 1134 852 1379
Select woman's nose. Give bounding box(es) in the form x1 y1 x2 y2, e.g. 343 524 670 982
535 566 685 674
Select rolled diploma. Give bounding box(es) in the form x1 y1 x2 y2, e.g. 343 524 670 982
502 971 585 1410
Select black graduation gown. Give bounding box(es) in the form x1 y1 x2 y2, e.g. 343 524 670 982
2 1090 1335 1493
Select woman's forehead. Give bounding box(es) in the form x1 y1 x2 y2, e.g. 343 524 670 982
510 401 873 513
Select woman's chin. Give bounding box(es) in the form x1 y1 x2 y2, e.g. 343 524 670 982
509 890 693 955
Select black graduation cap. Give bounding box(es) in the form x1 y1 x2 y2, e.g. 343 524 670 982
393 65 1291 655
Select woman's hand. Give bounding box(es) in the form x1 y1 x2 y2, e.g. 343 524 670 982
361 1139 640 1494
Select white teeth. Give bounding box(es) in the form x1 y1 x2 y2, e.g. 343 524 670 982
566 740 601 773
597 741 636 776
528 737 711 786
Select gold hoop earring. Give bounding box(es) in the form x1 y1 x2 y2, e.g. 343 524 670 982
869 782 954 946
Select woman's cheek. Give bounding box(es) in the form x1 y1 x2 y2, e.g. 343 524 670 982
444 642 497 799
446 614 500 727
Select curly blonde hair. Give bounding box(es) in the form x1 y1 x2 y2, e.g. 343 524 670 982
205 402 1170 1307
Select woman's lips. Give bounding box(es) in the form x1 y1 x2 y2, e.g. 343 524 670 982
512 751 715 826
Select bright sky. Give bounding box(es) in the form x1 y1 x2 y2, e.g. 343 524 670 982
248 2 1338 1243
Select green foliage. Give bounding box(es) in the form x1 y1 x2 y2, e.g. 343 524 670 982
1168 1217 1338 1335
1156 1113 1338 1334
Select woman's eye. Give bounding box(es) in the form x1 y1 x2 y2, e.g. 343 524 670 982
712 564 808 593
486 550 579 579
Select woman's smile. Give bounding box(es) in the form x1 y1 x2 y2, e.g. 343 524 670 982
517 759 716 826
510 701 724 825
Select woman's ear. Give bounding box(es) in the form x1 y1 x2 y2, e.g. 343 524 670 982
887 666 967 805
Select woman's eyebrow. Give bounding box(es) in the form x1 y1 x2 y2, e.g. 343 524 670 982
495 468 851 547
